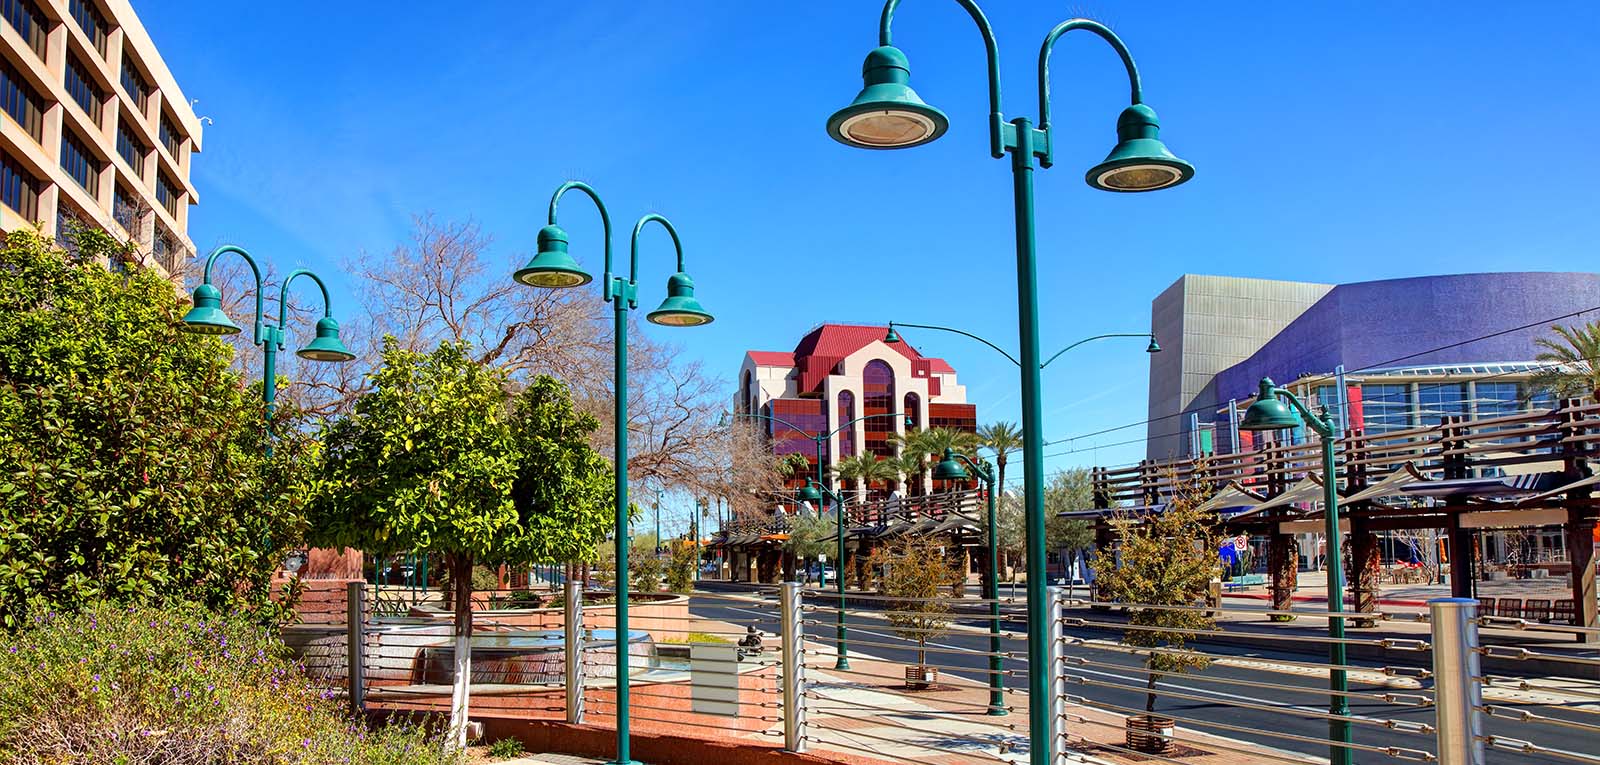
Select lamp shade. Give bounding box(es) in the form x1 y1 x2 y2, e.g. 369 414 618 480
646 271 714 327
933 448 969 481
180 283 242 335
1086 104 1195 193
296 316 356 362
796 479 823 504
826 46 948 150
1146 336 1161 354
884 327 901 344
514 225 593 288
1239 378 1303 431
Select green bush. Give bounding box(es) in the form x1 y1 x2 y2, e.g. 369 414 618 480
665 543 697 593
488 736 526 758
0 603 453 764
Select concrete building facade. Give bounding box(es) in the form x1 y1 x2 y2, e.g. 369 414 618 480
0 0 202 279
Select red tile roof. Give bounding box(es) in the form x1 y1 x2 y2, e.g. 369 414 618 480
746 351 795 367
745 324 962 394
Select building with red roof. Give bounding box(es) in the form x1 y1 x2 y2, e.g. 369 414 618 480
737 323 977 483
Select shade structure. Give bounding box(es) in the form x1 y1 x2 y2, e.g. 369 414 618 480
646 271 714 326
933 448 969 481
826 46 948 150
1085 104 1194 192
180 283 242 335
514 225 592 288
1239 378 1303 431
296 316 356 362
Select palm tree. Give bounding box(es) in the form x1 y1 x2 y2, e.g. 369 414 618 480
886 451 928 495
775 452 813 480
978 421 1023 505
1530 322 1600 403
834 454 897 505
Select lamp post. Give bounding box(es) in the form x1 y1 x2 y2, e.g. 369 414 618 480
1238 377 1351 765
933 447 1006 715
513 180 714 765
180 245 356 456
830 6 1191 761
796 477 854 669
887 322 1159 369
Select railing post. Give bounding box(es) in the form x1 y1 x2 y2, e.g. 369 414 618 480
1431 597 1485 765
564 579 585 724
780 581 807 753
346 580 365 715
1047 585 1068 765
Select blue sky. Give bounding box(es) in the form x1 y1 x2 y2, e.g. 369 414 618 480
140 1 1600 506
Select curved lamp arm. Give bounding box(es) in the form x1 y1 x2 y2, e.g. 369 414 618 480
953 452 995 485
1037 19 1142 139
547 181 614 300
276 269 336 349
200 244 266 344
733 410 818 440
878 0 1006 158
810 478 846 506
1039 332 1155 370
628 213 685 310
890 321 1021 366
1267 385 1336 439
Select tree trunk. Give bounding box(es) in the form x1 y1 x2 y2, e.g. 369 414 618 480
1145 660 1160 713
918 638 927 670
447 552 474 751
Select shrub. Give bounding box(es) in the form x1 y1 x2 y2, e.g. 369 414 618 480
665 542 697 593
488 736 526 758
0 603 453 764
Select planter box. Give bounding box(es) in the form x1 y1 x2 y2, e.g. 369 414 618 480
1125 714 1176 755
904 665 938 689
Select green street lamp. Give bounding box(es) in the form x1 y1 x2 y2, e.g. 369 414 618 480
796 477 855 669
513 180 714 765
932 447 1006 716
888 322 1158 370
180 245 355 455
832 6 1191 762
1239 378 1351 765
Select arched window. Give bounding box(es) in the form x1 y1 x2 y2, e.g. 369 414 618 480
739 370 752 415
903 392 920 432
863 360 895 458
837 390 856 458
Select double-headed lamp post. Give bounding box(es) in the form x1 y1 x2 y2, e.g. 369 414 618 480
513 180 714 765
829 5 1191 761
796 477 853 669
1238 377 1351 765
933 447 1006 715
180 245 356 455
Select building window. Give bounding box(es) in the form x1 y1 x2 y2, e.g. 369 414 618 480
65 56 103 123
0 150 38 218
1416 383 1466 426
116 121 145 175
120 55 148 111
159 114 181 157
156 174 180 217
69 0 108 56
837 391 856 459
862 360 895 458
928 403 978 432
112 183 140 233
903 392 920 430
739 370 752 415
2 0 48 58
0 58 42 139
59 130 100 196
152 225 179 274
1476 382 1522 419
1360 383 1412 435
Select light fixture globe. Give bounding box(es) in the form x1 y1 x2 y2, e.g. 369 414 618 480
884 326 901 344
296 316 357 362
796 479 823 504
826 46 949 150
1086 104 1194 193
1239 378 1303 431
514 225 593 288
1145 336 1162 354
180 283 242 335
933 448 969 482
646 271 714 327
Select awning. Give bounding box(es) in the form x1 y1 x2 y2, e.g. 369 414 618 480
1195 482 1265 514
1228 474 1326 520
1341 462 1429 504
1401 472 1562 499
1516 472 1600 506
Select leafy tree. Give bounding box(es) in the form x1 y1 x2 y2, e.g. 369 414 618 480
869 539 961 683
1089 475 1222 714
784 510 835 577
995 468 1095 581
0 229 308 629
977 421 1022 503
306 339 610 750
885 451 927 495
1530 322 1600 403
774 452 812 480
833 454 896 504
665 541 697 593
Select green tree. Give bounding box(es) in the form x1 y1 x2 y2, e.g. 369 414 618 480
885 451 927 495
1090 475 1222 714
1530 322 1600 403
784 510 835 578
977 421 1023 504
1044 468 1096 556
306 339 610 750
833 454 896 504
775 452 813 480
0 229 308 629
869 539 961 684
665 541 697 593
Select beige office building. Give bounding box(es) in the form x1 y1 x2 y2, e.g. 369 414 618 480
0 0 201 280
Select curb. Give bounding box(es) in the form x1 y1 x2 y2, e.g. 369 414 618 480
1222 591 1431 608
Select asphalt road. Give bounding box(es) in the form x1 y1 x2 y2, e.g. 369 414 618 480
686 586 1592 765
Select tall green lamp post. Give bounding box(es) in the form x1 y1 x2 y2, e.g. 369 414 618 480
1238 378 1351 765
829 5 1191 761
933 447 1007 715
180 245 356 455
513 180 714 765
796 477 854 669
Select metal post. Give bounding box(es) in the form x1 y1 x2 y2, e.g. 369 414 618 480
1227 398 1240 454
1046 585 1068 765
611 294 637 765
1334 364 1350 435
565 579 586 724
980 460 1005 715
260 328 279 456
780 581 807 753
1430 598 1485 765
346 580 365 714
1319 421 1354 765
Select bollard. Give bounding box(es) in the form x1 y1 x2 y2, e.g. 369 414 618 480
346 580 365 715
1047 585 1068 765
780 581 807 752
1430 598 1485 765
565 579 585 724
